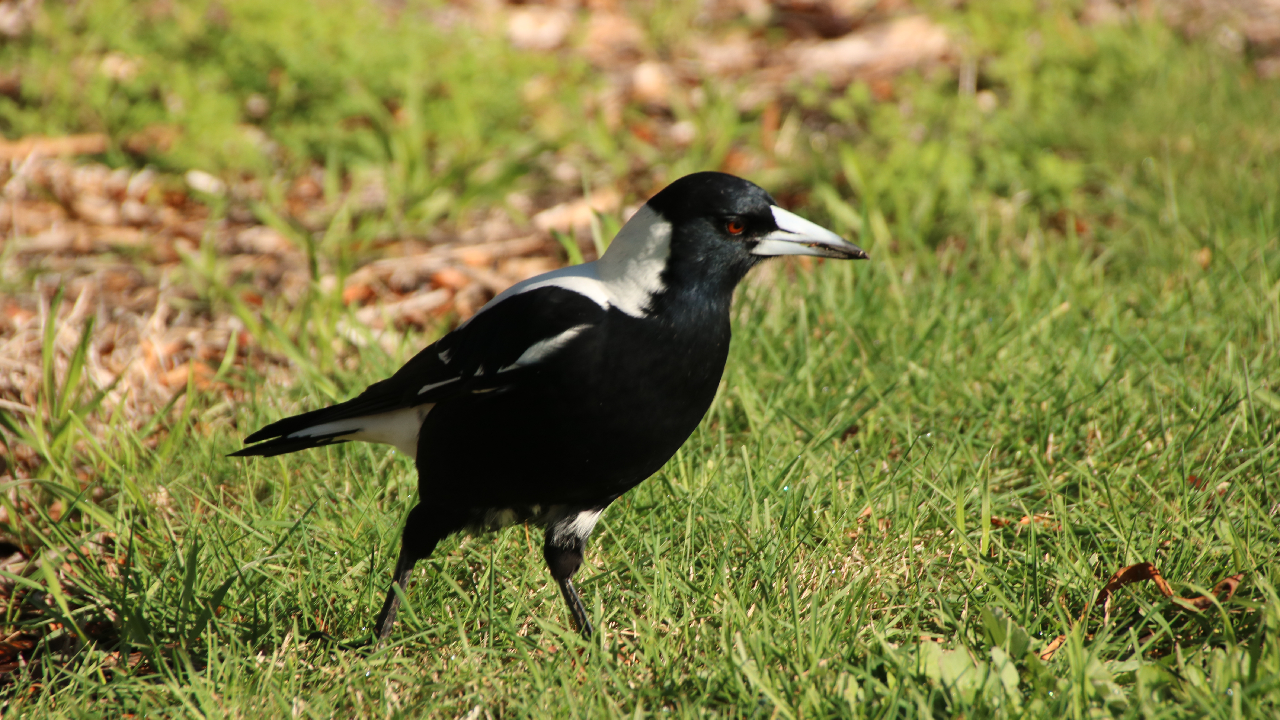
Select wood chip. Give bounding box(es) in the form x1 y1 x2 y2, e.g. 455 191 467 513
0 134 109 160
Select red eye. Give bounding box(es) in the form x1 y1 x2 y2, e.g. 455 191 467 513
726 219 745 235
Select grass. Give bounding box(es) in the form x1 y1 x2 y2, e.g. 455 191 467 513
2 0 1280 716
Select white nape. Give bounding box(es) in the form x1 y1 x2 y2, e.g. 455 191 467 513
593 205 671 316
498 324 593 373
473 205 672 319
287 405 433 459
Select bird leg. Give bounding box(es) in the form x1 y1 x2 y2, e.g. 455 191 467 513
374 550 418 641
556 576 593 638
374 504 441 642
544 527 593 639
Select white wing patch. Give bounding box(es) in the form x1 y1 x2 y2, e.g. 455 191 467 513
498 324 592 373
470 205 672 320
418 377 458 395
287 405 433 459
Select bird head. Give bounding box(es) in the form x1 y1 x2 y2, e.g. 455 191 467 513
597 172 867 312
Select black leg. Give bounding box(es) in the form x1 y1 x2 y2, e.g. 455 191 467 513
556 576 593 639
374 549 419 641
544 513 598 639
374 504 442 642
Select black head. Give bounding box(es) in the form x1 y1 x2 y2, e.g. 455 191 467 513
623 172 867 306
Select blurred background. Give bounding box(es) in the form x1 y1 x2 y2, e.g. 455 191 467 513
0 0 1277 443
0 2 1278 711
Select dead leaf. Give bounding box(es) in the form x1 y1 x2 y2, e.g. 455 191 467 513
581 12 646 68
631 61 675 108
532 190 622 234
342 283 376 305
1041 563 1247 660
430 267 470 291
1179 573 1245 611
354 288 452 329
123 125 180 155
788 16 951 87
0 134 109 160
1039 634 1066 661
1096 562 1173 624
990 514 1059 530
1195 247 1212 270
160 361 216 390
1020 514 1061 530
497 256 559 284
507 6 573 52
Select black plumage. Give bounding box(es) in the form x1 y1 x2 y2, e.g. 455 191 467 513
232 172 867 640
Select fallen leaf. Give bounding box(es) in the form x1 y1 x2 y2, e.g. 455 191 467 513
788 16 951 87
354 288 452 329
507 6 573 52
1039 634 1067 661
1179 573 1245 611
532 190 622 234
1195 247 1212 270
430 267 470 291
1019 514 1061 530
1041 563 1248 660
1096 562 1173 624
160 361 216 390
342 283 376 305
0 133 109 160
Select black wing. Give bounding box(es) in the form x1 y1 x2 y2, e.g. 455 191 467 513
231 286 606 457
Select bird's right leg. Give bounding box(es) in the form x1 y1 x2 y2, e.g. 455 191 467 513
543 508 604 639
374 503 443 642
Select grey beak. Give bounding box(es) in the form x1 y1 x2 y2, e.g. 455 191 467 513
751 206 869 260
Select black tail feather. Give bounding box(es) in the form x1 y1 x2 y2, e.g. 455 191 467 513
243 403 347 444
228 431 350 458
241 381 413 445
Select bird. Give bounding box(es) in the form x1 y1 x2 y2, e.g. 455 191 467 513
231 171 867 641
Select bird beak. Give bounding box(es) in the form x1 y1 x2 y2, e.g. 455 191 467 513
751 206 869 260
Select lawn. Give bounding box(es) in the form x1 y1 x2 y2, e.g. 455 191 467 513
1 1 1278 717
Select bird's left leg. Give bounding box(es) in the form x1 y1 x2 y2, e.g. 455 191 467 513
543 508 604 639
375 503 445 642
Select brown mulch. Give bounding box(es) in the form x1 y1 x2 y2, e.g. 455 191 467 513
0 1 959 483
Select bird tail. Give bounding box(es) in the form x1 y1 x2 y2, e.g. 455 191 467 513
230 394 428 459
227 429 352 458
228 400 360 457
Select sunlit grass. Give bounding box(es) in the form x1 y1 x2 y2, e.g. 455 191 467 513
1 1 1279 717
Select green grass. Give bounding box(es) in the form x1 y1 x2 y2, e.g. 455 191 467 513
2 1 1280 716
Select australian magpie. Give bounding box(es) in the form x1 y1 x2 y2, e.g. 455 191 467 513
232 172 867 641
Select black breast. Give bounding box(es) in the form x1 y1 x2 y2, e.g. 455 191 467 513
415 306 730 510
